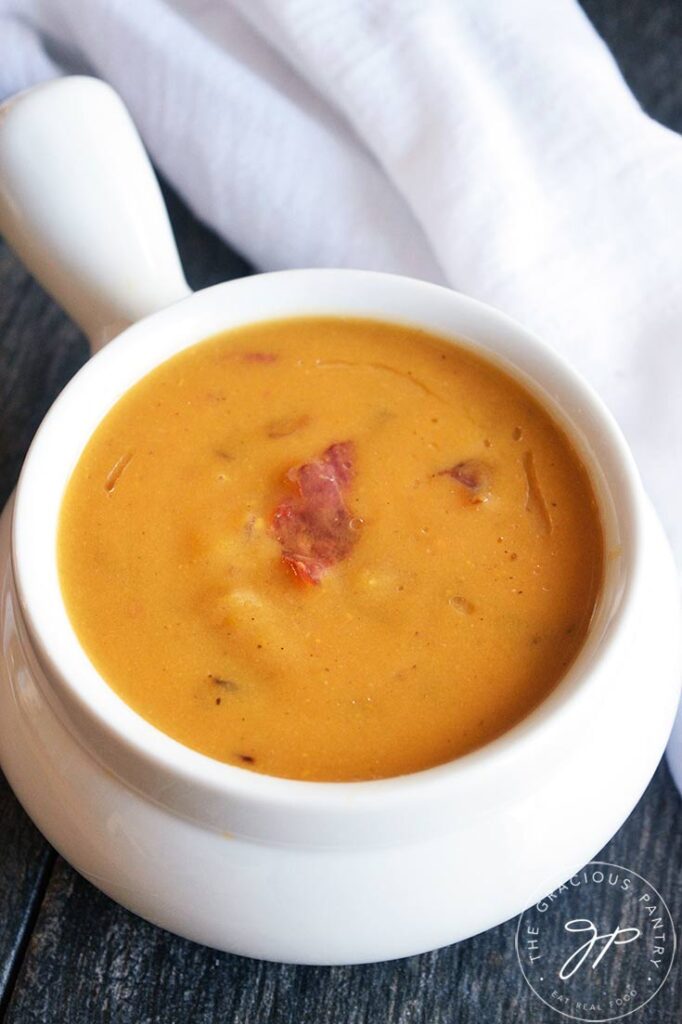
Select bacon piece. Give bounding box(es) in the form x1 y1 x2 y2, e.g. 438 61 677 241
272 441 358 584
437 459 492 504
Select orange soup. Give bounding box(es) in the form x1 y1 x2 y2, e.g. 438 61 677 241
58 317 603 781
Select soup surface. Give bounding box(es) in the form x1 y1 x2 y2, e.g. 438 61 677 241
58 317 603 781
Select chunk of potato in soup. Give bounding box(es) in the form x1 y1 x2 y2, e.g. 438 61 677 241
58 317 603 781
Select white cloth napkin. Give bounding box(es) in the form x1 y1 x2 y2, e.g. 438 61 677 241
1 0 682 785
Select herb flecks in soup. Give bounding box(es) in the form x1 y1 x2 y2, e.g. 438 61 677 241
58 317 603 781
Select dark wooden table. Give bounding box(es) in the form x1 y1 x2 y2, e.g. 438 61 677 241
1 3 680 1020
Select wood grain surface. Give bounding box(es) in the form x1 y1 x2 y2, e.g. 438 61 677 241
0 3 680 1020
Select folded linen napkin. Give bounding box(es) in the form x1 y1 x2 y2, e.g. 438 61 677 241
1 0 681 786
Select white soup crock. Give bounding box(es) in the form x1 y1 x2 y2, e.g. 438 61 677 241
0 77 679 965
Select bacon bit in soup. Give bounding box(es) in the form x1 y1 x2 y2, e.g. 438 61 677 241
104 452 133 493
239 351 278 363
522 450 552 534
266 413 311 439
437 459 492 504
208 674 239 691
272 441 359 585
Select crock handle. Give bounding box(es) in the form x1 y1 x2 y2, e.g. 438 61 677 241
0 76 191 351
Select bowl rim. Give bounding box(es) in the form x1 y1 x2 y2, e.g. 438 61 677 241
10 268 645 836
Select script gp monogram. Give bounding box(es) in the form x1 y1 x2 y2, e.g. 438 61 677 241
558 919 641 980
